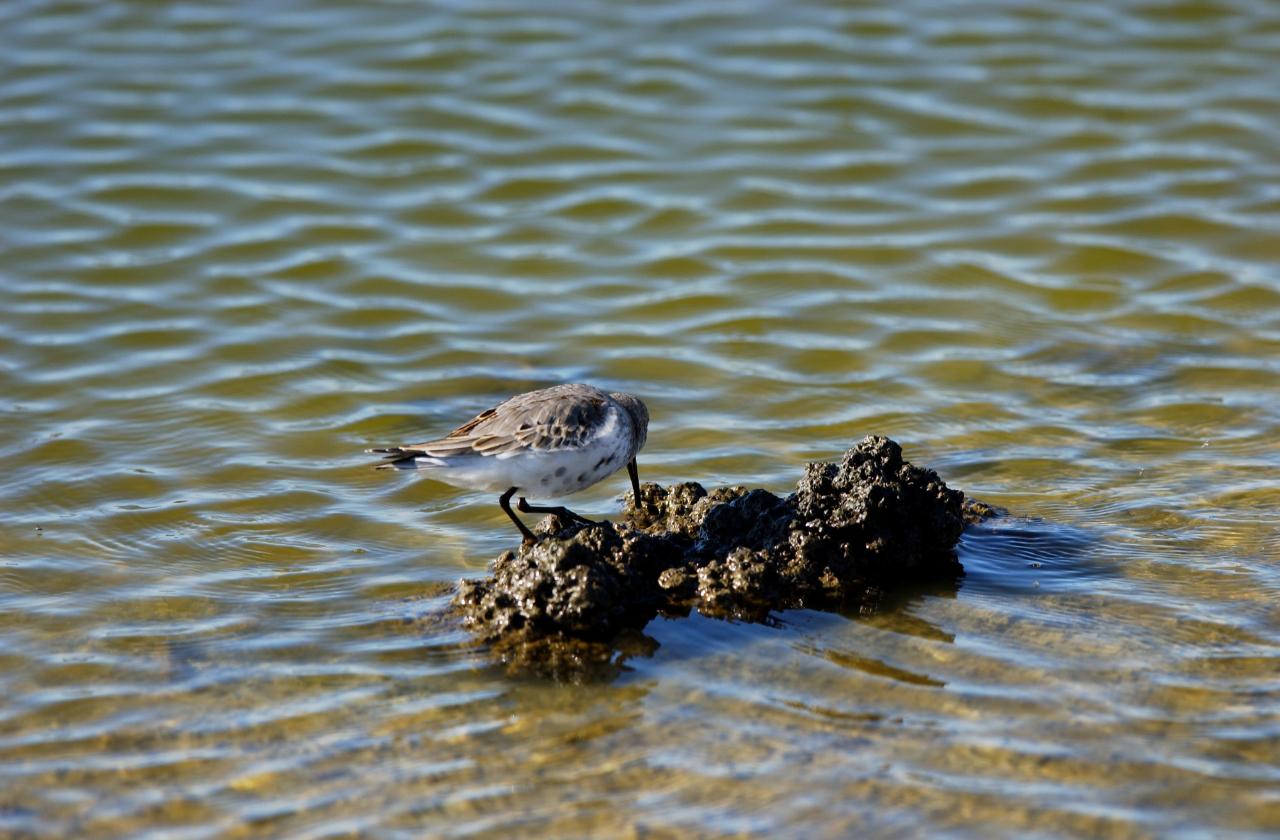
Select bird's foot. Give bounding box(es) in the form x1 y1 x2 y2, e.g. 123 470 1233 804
517 498 596 527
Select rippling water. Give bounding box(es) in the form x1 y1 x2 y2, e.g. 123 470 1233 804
3 0 1279 836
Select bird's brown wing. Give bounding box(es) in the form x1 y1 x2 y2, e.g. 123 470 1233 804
409 384 612 458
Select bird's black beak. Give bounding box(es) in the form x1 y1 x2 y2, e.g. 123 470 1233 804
627 458 640 501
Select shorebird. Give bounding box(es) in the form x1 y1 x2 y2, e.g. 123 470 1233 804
369 383 649 544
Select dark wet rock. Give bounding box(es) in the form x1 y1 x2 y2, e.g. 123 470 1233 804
453 523 679 642
453 435 978 667
962 497 1002 525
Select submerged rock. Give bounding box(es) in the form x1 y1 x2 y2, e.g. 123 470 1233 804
452 435 972 669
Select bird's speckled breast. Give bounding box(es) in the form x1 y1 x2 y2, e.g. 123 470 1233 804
508 402 632 498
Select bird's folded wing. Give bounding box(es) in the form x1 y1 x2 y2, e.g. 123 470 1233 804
410 390 609 457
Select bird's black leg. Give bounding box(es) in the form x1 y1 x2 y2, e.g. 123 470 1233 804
499 487 537 545
517 497 596 526
627 458 641 501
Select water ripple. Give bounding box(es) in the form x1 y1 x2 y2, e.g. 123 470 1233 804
2 0 1279 836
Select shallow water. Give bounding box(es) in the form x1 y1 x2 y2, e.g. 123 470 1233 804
3 0 1279 836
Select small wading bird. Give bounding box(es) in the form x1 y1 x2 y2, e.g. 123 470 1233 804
369 383 649 545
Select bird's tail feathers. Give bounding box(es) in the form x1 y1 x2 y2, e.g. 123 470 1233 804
367 447 432 470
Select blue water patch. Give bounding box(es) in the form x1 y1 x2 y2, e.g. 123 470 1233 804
957 516 1110 597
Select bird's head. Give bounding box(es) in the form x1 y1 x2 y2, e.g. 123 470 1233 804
609 391 649 457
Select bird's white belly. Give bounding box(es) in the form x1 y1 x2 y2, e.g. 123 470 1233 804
507 436 629 497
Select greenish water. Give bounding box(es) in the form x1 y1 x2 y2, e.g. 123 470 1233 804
3 0 1279 836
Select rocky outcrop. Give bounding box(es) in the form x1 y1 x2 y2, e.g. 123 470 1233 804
452 436 983 676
